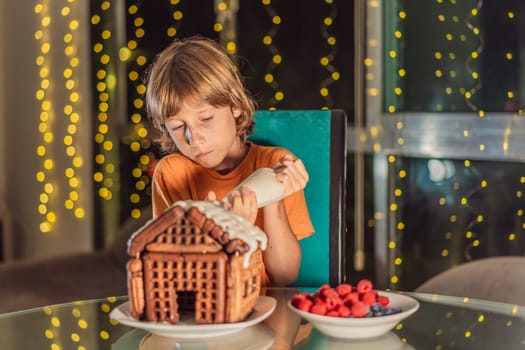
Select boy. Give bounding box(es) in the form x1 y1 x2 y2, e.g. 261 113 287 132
145 36 314 286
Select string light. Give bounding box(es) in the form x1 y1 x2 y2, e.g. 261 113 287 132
123 1 153 220
383 1 406 113
34 1 55 233
464 0 483 111
319 0 339 109
34 0 86 232
261 0 283 109
91 1 118 208
214 0 238 54
61 0 84 220
167 0 182 38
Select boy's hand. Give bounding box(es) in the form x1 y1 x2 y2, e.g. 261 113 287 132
228 188 258 224
273 154 309 198
207 189 258 224
206 191 217 202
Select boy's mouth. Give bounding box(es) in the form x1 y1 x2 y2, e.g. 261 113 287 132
196 150 213 159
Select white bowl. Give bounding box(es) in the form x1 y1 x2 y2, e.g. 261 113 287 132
288 291 419 339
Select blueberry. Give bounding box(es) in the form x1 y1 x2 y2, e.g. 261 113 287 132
371 304 382 312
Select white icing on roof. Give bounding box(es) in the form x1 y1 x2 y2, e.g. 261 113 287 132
173 200 268 267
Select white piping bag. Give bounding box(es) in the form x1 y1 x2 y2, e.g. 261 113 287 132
221 168 284 208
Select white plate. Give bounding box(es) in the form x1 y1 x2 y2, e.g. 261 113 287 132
288 291 419 340
110 296 276 339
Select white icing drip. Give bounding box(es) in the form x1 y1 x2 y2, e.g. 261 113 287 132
172 200 268 267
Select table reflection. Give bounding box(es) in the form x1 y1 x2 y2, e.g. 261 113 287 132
114 324 276 350
297 330 412 350
1 289 525 349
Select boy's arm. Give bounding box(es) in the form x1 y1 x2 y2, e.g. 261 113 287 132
262 200 302 286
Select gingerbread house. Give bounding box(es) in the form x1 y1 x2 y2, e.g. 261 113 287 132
126 200 267 324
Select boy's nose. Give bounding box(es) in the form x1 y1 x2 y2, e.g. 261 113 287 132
184 127 192 145
185 127 205 145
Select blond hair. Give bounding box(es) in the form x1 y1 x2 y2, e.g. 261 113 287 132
145 36 256 154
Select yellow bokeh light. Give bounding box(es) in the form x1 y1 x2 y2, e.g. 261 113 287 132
99 331 110 340
40 193 49 203
69 20 79 31
74 208 85 219
40 222 52 233
46 212 56 223
69 191 78 201
173 10 183 20
226 41 236 54
91 15 101 25
119 47 132 61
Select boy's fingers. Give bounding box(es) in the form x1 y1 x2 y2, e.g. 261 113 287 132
206 191 217 201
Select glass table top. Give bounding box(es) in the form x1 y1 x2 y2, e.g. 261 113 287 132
1 289 524 349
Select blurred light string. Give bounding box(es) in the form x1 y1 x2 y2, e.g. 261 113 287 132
214 0 238 54
261 0 282 109
91 1 118 207
464 0 483 113
458 160 484 261
319 0 339 109
34 0 85 232
125 1 150 220
34 1 55 233
167 0 183 39
61 0 84 221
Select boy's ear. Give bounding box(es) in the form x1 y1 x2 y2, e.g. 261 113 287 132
232 108 242 118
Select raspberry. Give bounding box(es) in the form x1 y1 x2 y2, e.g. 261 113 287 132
377 295 390 306
350 301 369 317
361 291 377 306
313 294 326 304
336 305 351 317
343 291 360 306
326 310 340 317
297 298 313 312
325 295 343 311
310 303 327 315
318 284 331 292
356 279 373 293
291 294 307 308
335 283 353 297
321 287 339 299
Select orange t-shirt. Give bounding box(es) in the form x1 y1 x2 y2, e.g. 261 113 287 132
151 142 315 285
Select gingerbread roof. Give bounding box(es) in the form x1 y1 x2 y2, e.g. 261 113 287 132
127 200 267 267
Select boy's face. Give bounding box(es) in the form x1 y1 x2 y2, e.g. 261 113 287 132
165 100 245 173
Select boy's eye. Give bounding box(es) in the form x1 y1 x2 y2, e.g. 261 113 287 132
167 122 184 131
202 116 214 122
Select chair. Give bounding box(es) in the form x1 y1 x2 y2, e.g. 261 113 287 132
415 256 525 305
250 109 347 287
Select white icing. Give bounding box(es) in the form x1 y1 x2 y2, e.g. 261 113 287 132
172 200 268 267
